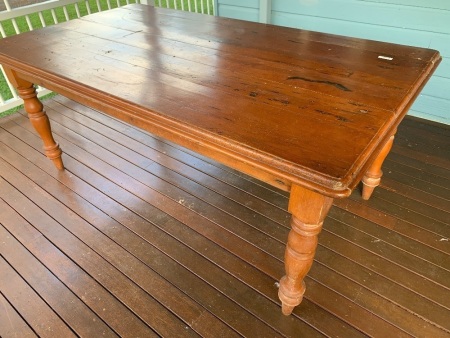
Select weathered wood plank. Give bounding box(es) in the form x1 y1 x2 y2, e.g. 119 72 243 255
0 292 37 338
0 222 118 337
0 255 76 338
333 197 450 254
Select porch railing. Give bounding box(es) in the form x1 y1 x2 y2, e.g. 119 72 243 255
0 0 215 113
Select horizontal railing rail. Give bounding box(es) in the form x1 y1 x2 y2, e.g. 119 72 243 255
0 0 215 114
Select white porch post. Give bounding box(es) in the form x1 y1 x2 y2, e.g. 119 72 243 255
259 0 272 23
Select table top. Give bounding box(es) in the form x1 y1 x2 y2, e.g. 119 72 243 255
0 4 441 197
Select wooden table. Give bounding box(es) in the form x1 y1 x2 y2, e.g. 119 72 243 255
0 4 440 315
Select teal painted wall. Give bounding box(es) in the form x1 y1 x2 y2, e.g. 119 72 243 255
216 0 260 22
217 0 450 124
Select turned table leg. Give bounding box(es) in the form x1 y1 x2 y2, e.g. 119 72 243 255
278 184 333 315
3 68 64 170
19 84 64 170
361 132 395 200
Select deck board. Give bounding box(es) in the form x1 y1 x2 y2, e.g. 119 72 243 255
0 292 38 338
0 253 77 337
0 217 118 338
1 95 449 337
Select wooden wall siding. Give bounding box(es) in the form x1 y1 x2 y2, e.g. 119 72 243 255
216 0 450 125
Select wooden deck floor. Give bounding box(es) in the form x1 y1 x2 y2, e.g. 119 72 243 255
0 95 449 337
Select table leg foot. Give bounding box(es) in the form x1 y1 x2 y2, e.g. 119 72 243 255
18 84 64 170
278 185 333 315
279 276 306 315
280 292 301 316
361 178 378 201
362 134 395 200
